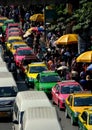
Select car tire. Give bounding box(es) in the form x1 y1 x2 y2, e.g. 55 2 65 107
58 101 61 111
65 109 69 118
52 97 55 105
78 126 81 130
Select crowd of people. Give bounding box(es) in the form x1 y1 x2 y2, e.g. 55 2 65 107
0 4 92 91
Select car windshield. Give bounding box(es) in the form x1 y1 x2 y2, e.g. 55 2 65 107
40 75 61 82
22 59 37 66
0 87 17 97
0 19 6 23
13 44 27 49
89 114 92 125
74 96 92 106
8 39 22 43
61 85 82 94
30 66 47 73
17 50 33 56
9 30 19 33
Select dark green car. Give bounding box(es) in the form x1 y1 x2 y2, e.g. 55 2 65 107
34 71 61 95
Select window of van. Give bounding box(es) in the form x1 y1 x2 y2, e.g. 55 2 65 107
13 103 24 124
0 87 17 97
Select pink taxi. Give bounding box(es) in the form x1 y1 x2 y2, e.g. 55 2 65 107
51 80 83 110
14 46 35 67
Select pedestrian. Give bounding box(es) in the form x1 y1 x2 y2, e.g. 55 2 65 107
86 75 92 91
79 75 87 90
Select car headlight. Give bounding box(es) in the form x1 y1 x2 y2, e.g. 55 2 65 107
74 112 80 117
39 87 45 90
60 98 65 103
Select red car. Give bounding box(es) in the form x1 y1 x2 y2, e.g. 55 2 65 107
5 23 21 34
14 46 36 67
19 55 39 75
6 27 23 40
51 80 84 110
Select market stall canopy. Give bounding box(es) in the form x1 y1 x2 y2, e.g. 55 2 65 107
76 51 92 63
55 34 78 45
30 14 44 22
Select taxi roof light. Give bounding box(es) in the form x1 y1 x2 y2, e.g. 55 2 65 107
74 91 92 94
61 80 76 83
88 108 92 111
31 62 45 64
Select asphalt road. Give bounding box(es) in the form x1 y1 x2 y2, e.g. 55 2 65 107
0 71 78 130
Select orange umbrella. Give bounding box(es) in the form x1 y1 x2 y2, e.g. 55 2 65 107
30 13 44 22
76 51 92 63
55 34 78 45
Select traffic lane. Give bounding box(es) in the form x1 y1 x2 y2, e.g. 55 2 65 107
0 72 78 130
0 122 12 130
16 73 79 130
55 105 78 130
0 117 12 130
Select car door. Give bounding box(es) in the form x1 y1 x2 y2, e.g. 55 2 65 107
65 95 73 118
34 74 40 90
78 112 88 130
52 84 60 105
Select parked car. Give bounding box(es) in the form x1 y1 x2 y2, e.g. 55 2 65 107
19 55 39 75
5 36 23 54
24 62 48 87
65 91 92 125
13 46 34 67
5 23 21 34
52 80 84 110
9 41 28 57
78 108 92 130
34 70 61 95
6 28 23 40
0 16 8 26
0 72 18 118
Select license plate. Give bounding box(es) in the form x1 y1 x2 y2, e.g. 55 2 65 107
0 112 9 117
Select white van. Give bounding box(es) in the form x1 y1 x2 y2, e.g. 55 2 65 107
22 107 62 130
0 72 18 118
13 90 52 130
0 61 9 72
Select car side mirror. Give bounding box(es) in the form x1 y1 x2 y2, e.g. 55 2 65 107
25 69 27 73
12 120 19 124
83 121 86 124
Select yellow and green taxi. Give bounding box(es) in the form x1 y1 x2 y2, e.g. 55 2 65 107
5 36 23 53
24 62 48 88
9 41 28 57
0 16 8 26
65 91 92 125
78 108 92 130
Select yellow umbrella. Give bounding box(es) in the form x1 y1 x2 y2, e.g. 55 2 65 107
76 51 92 63
30 13 44 22
55 34 78 45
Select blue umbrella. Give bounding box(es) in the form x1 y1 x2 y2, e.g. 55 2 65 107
86 64 92 71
